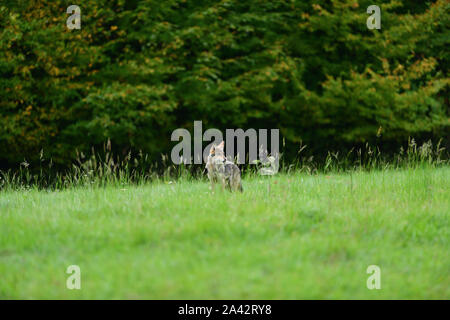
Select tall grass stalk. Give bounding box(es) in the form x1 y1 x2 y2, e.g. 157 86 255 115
0 139 447 191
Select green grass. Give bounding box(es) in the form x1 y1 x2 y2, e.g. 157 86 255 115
0 166 449 299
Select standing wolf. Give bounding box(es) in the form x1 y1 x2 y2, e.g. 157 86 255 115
206 141 243 192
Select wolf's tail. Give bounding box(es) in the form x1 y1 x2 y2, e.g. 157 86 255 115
236 173 243 192
232 167 243 192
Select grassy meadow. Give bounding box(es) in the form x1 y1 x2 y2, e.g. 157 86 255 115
0 165 449 299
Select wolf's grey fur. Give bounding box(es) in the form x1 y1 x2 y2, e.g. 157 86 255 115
206 141 243 192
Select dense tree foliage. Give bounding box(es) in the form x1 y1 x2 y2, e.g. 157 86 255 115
0 0 448 168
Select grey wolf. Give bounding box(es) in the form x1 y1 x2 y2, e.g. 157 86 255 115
205 141 243 192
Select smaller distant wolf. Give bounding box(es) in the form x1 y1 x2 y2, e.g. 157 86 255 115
206 141 243 192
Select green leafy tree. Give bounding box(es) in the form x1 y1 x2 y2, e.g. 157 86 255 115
0 0 448 168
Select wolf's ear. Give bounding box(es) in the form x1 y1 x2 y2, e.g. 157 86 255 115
217 141 224 149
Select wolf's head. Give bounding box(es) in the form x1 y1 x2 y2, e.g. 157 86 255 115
210 141 225 158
